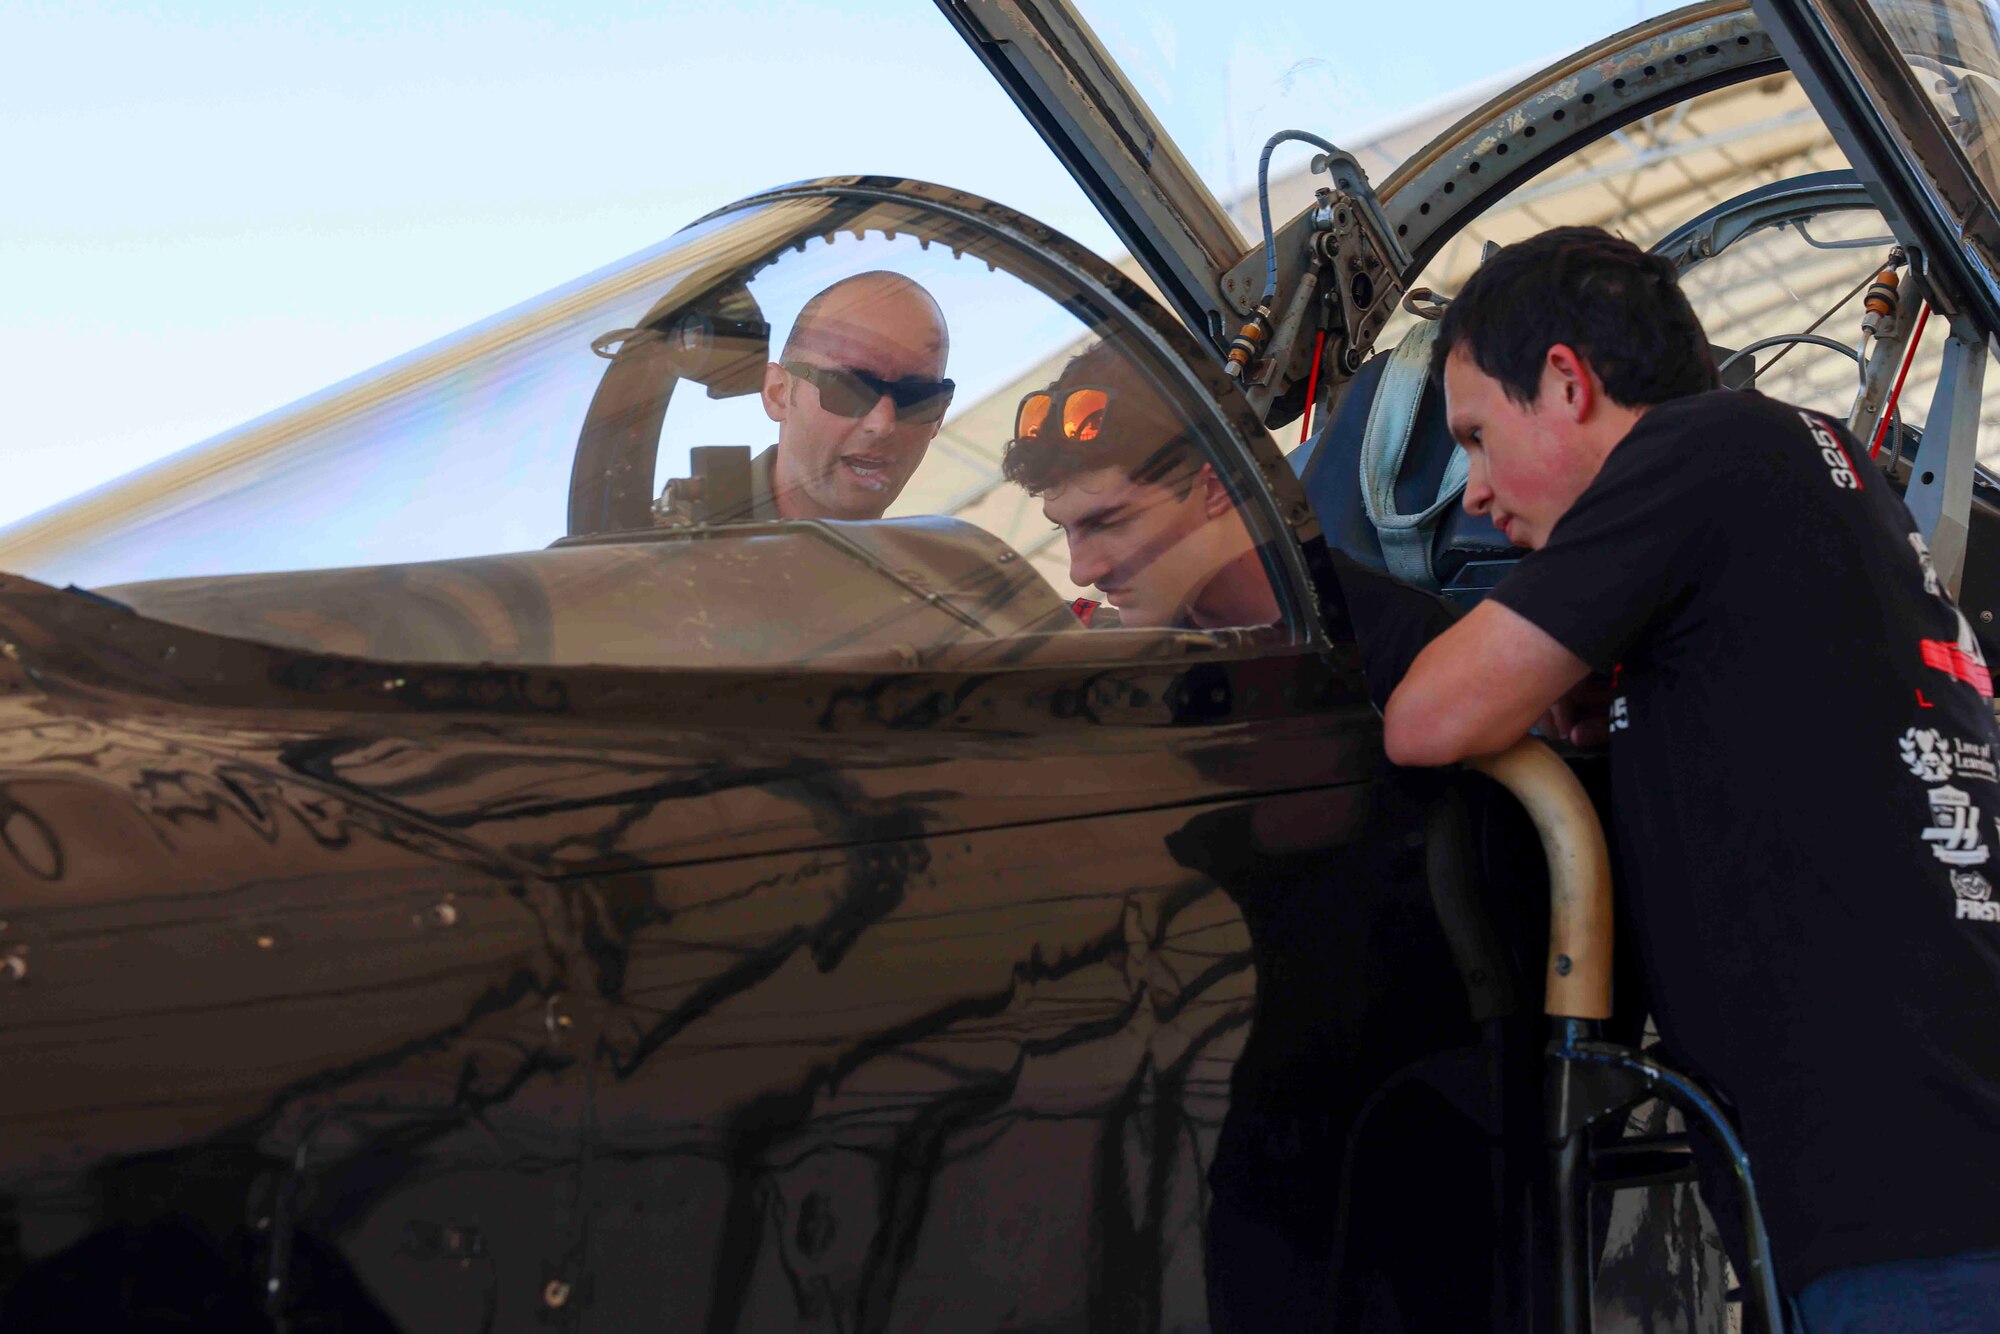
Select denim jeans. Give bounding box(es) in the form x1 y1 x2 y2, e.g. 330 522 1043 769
1794 1249 2000 1333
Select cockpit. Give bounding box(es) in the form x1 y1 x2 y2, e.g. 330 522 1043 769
0 183 1301 676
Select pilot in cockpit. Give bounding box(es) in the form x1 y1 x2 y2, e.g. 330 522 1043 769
750 270 955 521
1004 342 1278 630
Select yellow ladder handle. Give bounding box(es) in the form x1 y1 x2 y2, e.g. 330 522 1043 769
1466 738 1614 1020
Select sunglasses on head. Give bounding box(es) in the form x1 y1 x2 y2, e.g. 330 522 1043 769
1015 386 1112 444
782 361 956 424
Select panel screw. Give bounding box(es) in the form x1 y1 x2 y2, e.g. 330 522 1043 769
2 949 26 983
1983 611 1993 623
416 899 458 929
544 995 574 1040
1554 954 1574 976
544 1279 572 1309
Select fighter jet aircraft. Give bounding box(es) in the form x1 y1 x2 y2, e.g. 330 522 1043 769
2 2 1997 1330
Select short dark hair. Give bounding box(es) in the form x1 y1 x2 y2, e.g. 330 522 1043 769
1431 226 1718 407
1002 341 1199 497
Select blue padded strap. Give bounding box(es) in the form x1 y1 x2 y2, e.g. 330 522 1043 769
1359 319 1467 588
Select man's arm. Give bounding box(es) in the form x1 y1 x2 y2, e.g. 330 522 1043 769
1383 599 1592 766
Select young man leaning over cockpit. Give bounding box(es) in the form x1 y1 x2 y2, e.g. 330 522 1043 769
1386 225 2000 1331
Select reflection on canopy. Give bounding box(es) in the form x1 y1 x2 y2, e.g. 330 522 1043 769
1871 0 2000 209
0 202 813 589
0 191 1192 607
0 181 1296 670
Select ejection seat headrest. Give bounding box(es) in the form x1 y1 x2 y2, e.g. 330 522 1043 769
1296 322 1519 607
1294 324 1756 607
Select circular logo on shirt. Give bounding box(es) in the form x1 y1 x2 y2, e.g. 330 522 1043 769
1901 727 1955 782
1952 869 1993 901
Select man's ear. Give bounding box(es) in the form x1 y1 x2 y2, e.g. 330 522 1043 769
761 362 791 424
1543 344 1596 424
1198 463 1232 518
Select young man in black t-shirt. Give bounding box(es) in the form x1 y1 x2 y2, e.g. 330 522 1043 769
1385 227 2000 1329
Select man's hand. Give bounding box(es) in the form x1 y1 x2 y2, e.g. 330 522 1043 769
1383 599 1592 766
1539 674 1617 748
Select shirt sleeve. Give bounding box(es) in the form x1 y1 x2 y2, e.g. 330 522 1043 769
1489 421 1724 672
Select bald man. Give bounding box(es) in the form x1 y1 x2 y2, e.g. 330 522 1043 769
750 271 953 521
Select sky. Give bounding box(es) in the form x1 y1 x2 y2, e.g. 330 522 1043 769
1 0 1675 531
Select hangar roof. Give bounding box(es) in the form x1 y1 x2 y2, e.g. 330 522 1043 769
935 67 2000 600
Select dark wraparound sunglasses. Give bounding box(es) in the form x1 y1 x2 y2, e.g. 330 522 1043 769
782 361 956 424
1015 386 1111 443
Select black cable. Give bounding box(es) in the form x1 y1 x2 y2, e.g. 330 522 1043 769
1257 130 1342 305
1755 268 1874 379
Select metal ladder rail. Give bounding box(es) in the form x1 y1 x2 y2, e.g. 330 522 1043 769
1467 739 1787 1334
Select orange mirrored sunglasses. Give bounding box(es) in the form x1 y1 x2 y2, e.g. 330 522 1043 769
1015 386 1111 443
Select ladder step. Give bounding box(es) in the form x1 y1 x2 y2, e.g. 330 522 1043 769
1590 1135 1697 1190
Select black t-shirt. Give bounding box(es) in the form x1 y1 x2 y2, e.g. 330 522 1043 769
1492 390 2000 1290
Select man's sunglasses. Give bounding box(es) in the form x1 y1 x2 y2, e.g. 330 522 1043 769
782 361 956 424
1015 386 1111 443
